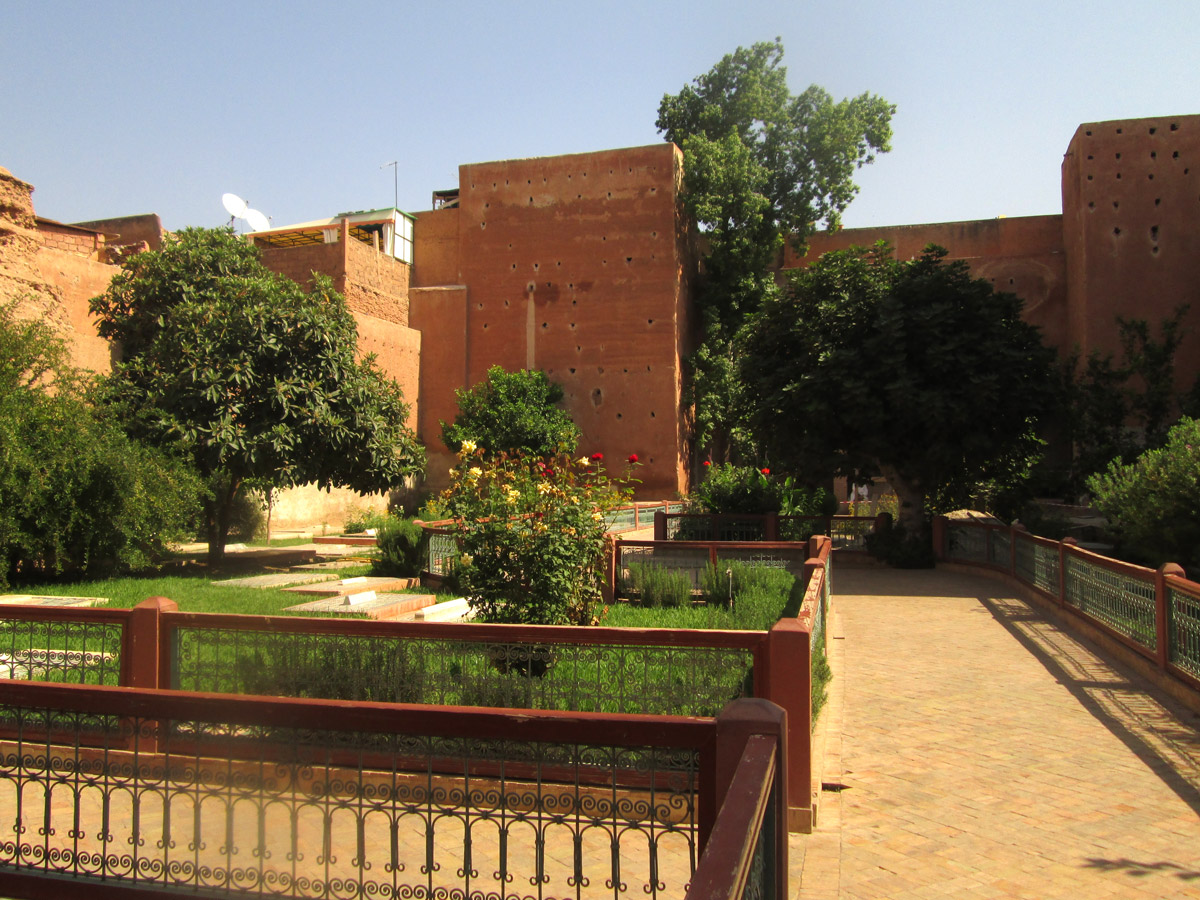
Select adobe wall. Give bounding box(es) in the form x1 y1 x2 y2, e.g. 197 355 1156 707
354 311 421 431
411 208 461 287
72 214 165 252
1062 115 1200 393
441 143 692 497
343 237 411 326
789 215 1069 351
260 241 347 294
0 168 115 372
409 285 469 489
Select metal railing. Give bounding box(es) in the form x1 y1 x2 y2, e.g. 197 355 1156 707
0 680 788 899
658 512 882 551
938 518 1200 697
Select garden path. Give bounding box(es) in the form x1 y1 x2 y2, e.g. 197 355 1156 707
790 566 1200 899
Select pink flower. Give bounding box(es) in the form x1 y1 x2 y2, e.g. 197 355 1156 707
627 453 639 464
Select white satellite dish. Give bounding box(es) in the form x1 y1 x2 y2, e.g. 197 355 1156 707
221 192 248 218
244 208 271 232
220 192 272 233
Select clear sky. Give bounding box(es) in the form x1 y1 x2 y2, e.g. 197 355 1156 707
4 0 1198 234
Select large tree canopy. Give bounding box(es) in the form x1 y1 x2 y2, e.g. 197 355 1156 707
657 38 894 464
743 244 1057 533
91 228 425 565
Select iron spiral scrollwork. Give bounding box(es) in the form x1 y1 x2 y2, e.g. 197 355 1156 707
0 697 700 899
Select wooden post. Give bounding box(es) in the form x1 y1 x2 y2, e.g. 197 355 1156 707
653 510 666 541
931 515 948 561
764 512 778 542
128 596 177 689
762 618 811 832
1156 563 1185 671
710 698 788 883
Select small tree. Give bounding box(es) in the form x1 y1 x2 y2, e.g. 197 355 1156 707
1087 417 1200 570
90 228 425 566
441 447 630 626
441 366 579 456
743 244 1057 534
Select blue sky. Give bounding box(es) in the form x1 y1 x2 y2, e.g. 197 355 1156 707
4 0 1198 233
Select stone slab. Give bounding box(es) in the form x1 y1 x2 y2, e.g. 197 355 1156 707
413 597 472 622
291 560 371 572
0 595 109 607
213 572 339 589
283 592 438 621
284 576 420 597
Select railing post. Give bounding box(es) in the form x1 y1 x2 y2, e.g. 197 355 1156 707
603 537 618 605
1058 537 1078 605
654 509 666 541
764 512 778 542
762 618 810 833
128 596 176 689
931 515 948 562
1156 563 1185 671
709 698 788 890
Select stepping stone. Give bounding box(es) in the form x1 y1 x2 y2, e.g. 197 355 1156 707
292 560 369 572
313 535 378 546
0 595 109 607
283 592 438 621
214 572 340 589
283 576 420 597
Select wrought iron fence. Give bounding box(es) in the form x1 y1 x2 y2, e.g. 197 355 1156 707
0 681 718 900
0 608 127 685
1065 555 1157 649
1168 581 1200 680
170 617 761 719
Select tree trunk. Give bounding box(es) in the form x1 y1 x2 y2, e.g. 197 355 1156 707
204 477 240 570
878 464 925 535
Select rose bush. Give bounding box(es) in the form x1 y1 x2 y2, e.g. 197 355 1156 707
441 449 634 625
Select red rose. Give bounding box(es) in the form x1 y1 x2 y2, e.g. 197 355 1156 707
703 460 711 467
591 452 603 461
627 454 638 463
761 468 770 475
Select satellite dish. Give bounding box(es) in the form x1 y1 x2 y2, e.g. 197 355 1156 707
221 193 248 217
244 208 271 232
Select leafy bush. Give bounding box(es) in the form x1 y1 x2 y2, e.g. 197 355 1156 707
625 563 692 607
343 507 389 535
0 303 201 587
441 366 580 456
690 464 834 516
226 486 266 541
374 517 427 577
442 447 630 625
1087 417 1200 569
864 517 934 568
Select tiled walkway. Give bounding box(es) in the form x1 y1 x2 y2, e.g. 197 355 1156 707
792 566 1200 899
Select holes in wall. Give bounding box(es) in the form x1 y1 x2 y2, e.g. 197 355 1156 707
511 263 517 270
1150 151 1157 159
1087 175 1094 181
1116 152 1122 159
602 235 607 241
505 179 510 185
1149 127 1157 135
1150 225 1159 240
607 192 612 199
1173 151 1180 159
568 283 574 290
591 388 602 408
597 366 605 374
1008 278 1014 285
576 345 582 353
1088 201 1095 209
482 323 489 329
476 302 484 309
556 260 562 267
1116 172 1122 179
1171 123 1179 131
545 281 551 288
1116 128 1123 134
651 230 658 238
571 299 577 307
650 411 656 418
526 282 535 292
570 322 576 329
1113 227 1122 236
504 300 510 308
1149 173 1155 180
1155 198 1162 206
569 367 576 374
528 197 534 204
541 322 548 329
1087 154 1094 160
1153 246 1160 255
649 187 657 194
625 257 633 264
480 222 486 229
533 262 540 271
647 318 655 326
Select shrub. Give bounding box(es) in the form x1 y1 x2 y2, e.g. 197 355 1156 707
374 517 427 577
0 304 201 587
441 447 631 625
690 464 834 516
625 563 692 607
343 507 389 535
1087 416 1200 569
226 486 266 541
864 517 934 568
441 366 580 456
700 559 794 607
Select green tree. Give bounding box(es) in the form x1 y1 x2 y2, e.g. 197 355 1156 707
441 366 579 457
657 38 894 463
743 244 1056 534
1088 417 1200 569
0 303 199 586
90 228 425 567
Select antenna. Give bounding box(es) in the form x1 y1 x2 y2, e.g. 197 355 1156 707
381 161 398 209
220 193 272 233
